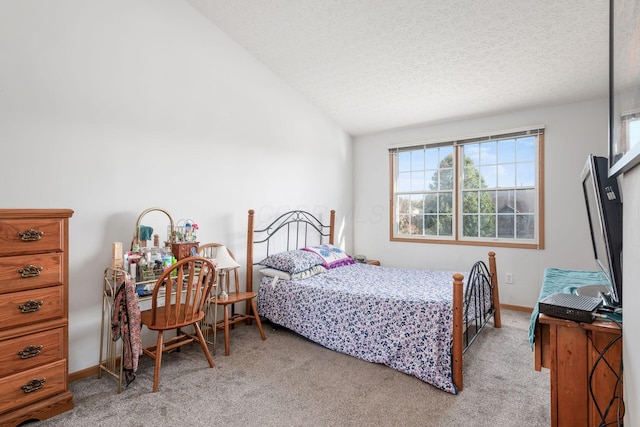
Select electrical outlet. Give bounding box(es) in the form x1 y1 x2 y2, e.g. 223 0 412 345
505 273 513 284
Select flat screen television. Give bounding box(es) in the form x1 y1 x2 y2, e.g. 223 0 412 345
581 154 623 307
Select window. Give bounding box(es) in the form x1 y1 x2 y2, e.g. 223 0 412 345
390 128 544 249
621 111 640 151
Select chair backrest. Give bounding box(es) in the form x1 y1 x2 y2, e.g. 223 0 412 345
147 256 216 328
198 243 239 294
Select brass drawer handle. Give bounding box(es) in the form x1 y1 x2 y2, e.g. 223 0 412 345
18 265 43 278
18 229 44 242
18 300 43 313
21 378 46 393
18 345 43 359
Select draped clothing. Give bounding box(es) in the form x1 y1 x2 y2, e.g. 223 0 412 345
111 274 142 386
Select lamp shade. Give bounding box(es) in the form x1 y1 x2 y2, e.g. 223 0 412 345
215 246 240 270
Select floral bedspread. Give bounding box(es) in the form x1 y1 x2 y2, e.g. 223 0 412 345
257 263 463 394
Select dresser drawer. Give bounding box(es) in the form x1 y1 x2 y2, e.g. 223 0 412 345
171 242 199 260
0 328 64 377
0 253 63 294
0 218 64 257
0 286 64 330
0 359 67 416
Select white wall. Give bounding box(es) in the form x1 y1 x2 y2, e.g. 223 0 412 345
353 99 608 308
0 0 352 373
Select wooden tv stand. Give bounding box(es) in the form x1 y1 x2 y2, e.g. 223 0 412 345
535 314 623 426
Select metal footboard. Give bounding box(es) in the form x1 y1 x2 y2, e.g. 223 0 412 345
462 260 496 353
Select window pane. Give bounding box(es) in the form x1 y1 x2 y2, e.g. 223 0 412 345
517 137 535 162
498 163 515 188
411 194 424 214
425 147 439 170
398 151 411 172
411 150 424 170
439 215 453 236
463 214 478 237
515 189 535 213
628 118 640 148
517 162 535 187
397 195 411 214
497 214 514 238
464 143 480 165
480 141 497 165
440 146 454 163
438 192 453 214
498 139 515 163
424 193 437 214
480 165 497 188
398 214 411 234
479 214 496 238
426 169 439 190
411 171 425 191
516 214 535 239
410 215 423 235
424 215 437 235
479 191 496 213
463 191 478 213
439 168 453 190
463 166 480 189
397 172 411 192
496 189 515 213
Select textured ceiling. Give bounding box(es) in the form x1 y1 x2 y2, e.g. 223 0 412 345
187 0 609 136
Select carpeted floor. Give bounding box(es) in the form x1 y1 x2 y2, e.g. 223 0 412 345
29 309 549 427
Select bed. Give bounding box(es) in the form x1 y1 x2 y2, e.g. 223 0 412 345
245 209 501 394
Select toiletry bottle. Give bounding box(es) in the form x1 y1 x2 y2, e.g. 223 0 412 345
185 223 192 242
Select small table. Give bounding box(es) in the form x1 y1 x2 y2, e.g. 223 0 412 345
536 314 622 426
531 268 623 426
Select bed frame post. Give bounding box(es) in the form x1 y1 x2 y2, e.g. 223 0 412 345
488 251 501 328
329 210 335 244
247 209 255 294
452 272 464 392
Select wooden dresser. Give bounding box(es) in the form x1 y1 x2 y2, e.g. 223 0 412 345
532 268 624 426
0 209 74 426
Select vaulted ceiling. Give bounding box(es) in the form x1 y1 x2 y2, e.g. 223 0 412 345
188 0 609 136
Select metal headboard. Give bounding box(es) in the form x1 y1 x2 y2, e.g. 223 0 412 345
246 209 335 293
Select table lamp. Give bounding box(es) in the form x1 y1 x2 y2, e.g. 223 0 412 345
214 245 240 300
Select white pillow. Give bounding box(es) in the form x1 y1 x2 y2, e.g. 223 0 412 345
259 265 327 281
259 267 291 280
291 265 327 280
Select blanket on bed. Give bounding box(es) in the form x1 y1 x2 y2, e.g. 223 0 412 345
258 263 464 394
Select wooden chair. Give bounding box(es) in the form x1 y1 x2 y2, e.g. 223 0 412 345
140 256 216 392
198 243 266 356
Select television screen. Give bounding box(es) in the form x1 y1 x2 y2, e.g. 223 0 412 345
581 155 623 307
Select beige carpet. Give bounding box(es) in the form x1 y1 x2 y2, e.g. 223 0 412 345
31 309 549 427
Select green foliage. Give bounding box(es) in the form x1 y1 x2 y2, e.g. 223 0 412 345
396 153 496 238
